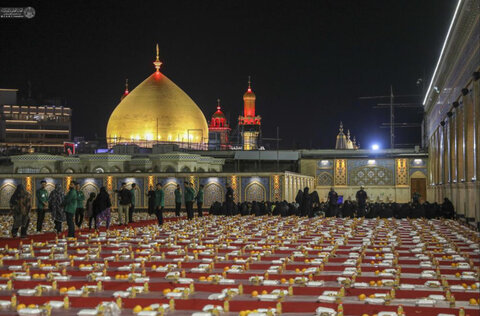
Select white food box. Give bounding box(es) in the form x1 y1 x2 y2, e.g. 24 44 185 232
17 308 43 316
315 306 336 316
257 294 279 301
17 289 36 296
77 309 98 316
317 295 336 303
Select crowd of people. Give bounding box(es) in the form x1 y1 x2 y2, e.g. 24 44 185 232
209 186 456 219
8 181 457 239
9 180 115 238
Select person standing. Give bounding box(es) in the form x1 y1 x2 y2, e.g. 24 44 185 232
129 183 136 223
35 180 49 233
74 182 85 228
195 184 204 217
327 187 339 217
93 187 112 230
356 186 368 217
301 187 312 217
225 183 234 216
85 192 96 229
64 181 78 238
10 184 31 238
115 182 131 226
146 185 156 215
184 182 195 220
154 183 165 226
412 191 421 206
174 184 182 217
48 184 65 234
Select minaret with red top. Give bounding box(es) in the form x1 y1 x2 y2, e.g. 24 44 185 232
208 99 231 149
238 76 261 150
121 78 129 100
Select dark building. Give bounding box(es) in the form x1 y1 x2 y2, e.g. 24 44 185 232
0 88 72 154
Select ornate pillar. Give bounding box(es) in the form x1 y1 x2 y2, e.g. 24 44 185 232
463 87 476 220
453 101 464 215
457 102 465 182
474 74 480 222
463 88 475 182
449 111 457 182
435 129 441 202
448 111 456 208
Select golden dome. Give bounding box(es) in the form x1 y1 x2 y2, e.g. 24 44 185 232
107 65 208 148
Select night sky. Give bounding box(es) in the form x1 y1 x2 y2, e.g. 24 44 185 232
0 0 456 149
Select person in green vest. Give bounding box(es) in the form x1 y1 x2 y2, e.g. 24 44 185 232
174 184 182 217
75 182 85 228
195 184 204 217
129 183 136 223
184 181 195 220
154 183 165 226
35 180 49 233
64 181 78 238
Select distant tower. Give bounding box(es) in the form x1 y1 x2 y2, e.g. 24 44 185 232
346 130 354 149
238 77 261 150
335 122 358 150
208 99 231 150
335 121 348 149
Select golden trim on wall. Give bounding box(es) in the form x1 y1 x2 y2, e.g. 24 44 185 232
396 158 408 186
334 159 347 186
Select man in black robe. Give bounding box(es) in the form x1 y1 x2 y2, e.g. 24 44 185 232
355 186 368 217
412 191 421 206
225 183 234 216
327 188 338 217
342 200 354 218
301 187 312 217
441 198 455 219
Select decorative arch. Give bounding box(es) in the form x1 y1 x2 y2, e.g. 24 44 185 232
162 182 177 207
164 166 176 173
40 166 51 173
93 166 105 173
0 183 16 208
410 170 427 179
204 182 224 206
81 182 100 201
181 166 191 172
197 167 205 173
110 166 121 173
64 168 74 174
245 181 266 202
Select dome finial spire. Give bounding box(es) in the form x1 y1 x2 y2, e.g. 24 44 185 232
153 43 162 72
217 98 221 111
247 75 252 91
339 121 344 133
121 78 129 100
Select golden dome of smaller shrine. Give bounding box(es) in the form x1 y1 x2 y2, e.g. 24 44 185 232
209 99 228 128
212 99 226 119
